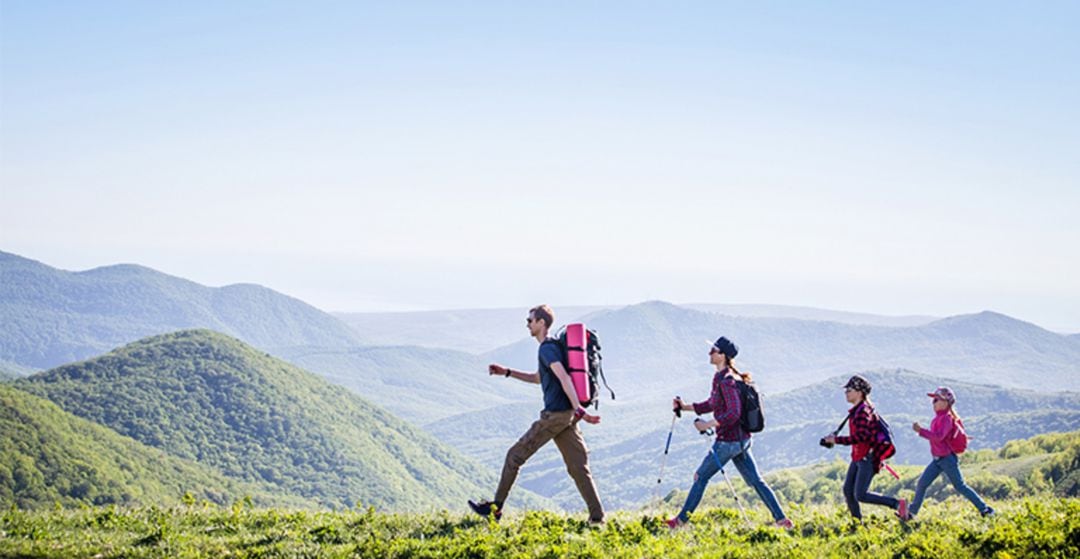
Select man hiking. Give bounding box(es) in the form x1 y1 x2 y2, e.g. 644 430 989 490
468 304 605 524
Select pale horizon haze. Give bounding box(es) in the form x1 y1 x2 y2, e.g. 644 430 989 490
2 2 1078 332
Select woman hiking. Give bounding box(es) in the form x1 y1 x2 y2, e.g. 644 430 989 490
822 375 908 522
666 336 793 529
906 387 994 519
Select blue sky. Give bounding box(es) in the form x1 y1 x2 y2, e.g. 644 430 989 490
2 2 1078 330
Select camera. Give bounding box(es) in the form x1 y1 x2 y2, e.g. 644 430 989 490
819 437 834 448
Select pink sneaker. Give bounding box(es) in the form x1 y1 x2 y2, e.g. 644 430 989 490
665 517 683 529
775 518 794 530
896 499 909 521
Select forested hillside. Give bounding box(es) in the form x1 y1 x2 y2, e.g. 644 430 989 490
13 330 541 511
0 384 311 509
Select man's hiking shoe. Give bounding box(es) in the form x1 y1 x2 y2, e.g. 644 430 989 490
981 507 995 517
775 518 794 530
588 518 606 528
896 499 909 521
665 517 684 530
468 499 502 521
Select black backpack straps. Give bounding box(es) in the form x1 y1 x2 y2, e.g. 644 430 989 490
832 404 860 436
597 361 615 401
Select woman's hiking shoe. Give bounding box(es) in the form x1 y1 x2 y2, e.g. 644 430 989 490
468 499 502 521
896 499 909 521
775 518 794 530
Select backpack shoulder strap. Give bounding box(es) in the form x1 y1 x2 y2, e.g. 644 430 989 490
832 403 861 435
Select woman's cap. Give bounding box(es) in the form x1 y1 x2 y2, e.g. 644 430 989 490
710 336 739 359
843 375 872 395
927 386 956 404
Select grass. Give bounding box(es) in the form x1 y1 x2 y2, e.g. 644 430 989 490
2 497 1078 558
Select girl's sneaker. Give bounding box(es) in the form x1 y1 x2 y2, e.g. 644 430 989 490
896 499 910 521
775 518 794 530
468 499 502 521
665 517 684 529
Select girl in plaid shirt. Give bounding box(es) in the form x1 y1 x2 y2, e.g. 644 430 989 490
823 375 907 521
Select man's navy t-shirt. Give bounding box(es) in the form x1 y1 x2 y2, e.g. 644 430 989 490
539 340 572 412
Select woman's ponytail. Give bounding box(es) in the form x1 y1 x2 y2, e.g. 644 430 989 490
728 359 753 384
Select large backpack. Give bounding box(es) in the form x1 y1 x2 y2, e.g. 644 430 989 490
548 325 615 409
735 380 765 433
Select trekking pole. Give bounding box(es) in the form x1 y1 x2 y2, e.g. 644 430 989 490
712 449 752 529
719 466 752 529
654 396 682 503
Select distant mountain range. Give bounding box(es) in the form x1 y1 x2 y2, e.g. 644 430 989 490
333 307 608 354
486 301 1080 394
333 303 938 354
0 251 360 371
11 330 551 511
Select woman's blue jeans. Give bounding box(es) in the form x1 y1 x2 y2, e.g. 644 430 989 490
909 453 989 517
676 438 786 523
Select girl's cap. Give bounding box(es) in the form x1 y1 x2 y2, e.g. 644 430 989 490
927 386 956 404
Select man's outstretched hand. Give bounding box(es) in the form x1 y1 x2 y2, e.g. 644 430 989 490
489 364 508 376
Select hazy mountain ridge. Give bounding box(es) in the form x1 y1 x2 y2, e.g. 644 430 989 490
13 330 547 511
0 251 361 370
484 302 1080 394
684 303 938 327
334 307 609 354
334 303 940 354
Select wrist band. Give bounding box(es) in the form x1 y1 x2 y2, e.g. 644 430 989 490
574 407 586 419
505 368 512 378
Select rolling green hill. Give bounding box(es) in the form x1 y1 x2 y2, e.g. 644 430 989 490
14 330 535 511
0 383 312 510
0 251 360 371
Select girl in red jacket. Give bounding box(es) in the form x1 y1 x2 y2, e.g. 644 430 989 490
907 387 994 518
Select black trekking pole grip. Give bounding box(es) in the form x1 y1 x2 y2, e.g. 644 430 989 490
673 395 682 418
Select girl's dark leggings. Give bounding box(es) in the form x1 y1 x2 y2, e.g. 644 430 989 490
843 456 899 518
